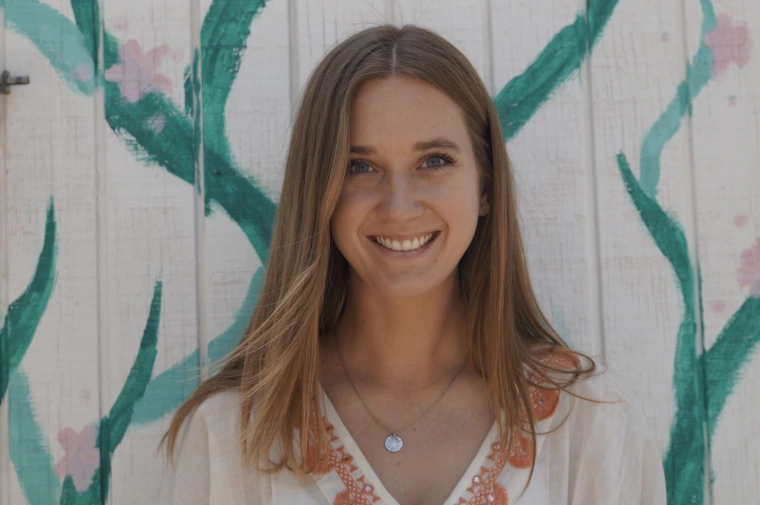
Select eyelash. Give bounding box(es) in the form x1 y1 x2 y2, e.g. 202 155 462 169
347 151 457 176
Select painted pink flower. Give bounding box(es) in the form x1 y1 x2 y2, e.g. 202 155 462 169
55 425 99 492
738 237 760 297
710 300 726 313
704 14 752 77
112 15 129 31
104 39 173 103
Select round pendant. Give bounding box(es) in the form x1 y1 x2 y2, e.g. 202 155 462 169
385 434 403 452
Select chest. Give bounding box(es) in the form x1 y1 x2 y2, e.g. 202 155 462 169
327 378 495 505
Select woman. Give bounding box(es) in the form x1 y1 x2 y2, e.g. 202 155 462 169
159 23 666 505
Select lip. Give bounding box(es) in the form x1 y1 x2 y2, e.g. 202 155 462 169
369 231 441 258
368 231 440 242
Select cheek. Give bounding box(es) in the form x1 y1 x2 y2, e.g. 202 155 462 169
330 190 368 242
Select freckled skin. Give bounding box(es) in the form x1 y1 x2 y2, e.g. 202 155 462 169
330 74 488 301
323 75 494 505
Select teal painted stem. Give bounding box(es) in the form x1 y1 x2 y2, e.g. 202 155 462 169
5 2 276 261
0 198 58 405
59 280 162 504
198 0 269 115
9 368 59 505
639 0 716 198
5 0 95 94
616 153 707 505
130 266 265 427
703 296 760 436
495 0 620 141
70 0 100 74
199 0 271 220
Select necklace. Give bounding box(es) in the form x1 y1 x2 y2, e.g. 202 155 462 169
334 327 468 453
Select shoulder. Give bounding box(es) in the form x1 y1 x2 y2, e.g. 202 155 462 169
184 388 245 443
554 367 654 442
194 388 244 423
542 367 667 504
169 388 245 464
161 389 262 503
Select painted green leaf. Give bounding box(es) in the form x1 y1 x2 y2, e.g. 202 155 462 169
0 198 58 404
704 295 760 436
496 0 620 141
9 368 59 505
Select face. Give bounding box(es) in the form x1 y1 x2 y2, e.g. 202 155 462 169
330 75 489 299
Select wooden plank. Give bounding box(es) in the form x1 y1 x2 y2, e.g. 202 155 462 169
97 0 199 502
490 0 601 358
393 0 490 88
295 0 387 93
198 0 290 373
588 0 707 500
0 6 8 505
683 0 760 502
3 0 101 502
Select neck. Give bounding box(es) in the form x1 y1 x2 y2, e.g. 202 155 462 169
332 269 469 388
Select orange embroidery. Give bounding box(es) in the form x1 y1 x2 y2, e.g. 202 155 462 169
453 440 510 504
308 416 382 505
530 386 559 420
507 434 533 469
488 483 509 505
304 443 332 475
334 488 366 505
500 352 566 472
314 353 571 505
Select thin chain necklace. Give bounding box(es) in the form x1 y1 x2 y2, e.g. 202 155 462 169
334 327 469 453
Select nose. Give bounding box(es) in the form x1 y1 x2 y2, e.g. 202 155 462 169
375 171 424 220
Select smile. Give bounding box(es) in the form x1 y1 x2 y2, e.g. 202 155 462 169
369 231 441 255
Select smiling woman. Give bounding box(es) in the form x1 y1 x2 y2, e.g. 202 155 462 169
158 23 666 505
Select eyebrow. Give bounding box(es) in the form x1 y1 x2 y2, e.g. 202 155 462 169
349 137 461 155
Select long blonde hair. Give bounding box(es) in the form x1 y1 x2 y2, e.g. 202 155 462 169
160 22 595 483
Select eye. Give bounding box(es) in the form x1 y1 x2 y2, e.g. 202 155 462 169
422 151 457 170
348 160 372 175
347 151 457 176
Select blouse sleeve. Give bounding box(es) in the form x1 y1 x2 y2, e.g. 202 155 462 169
158 406 211 505
567 372 667 505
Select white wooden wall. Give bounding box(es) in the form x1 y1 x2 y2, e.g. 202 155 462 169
1 0 758 503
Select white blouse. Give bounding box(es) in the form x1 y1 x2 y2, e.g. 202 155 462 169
159 367 666 504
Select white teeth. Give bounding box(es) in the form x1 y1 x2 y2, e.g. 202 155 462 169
374 232 435 252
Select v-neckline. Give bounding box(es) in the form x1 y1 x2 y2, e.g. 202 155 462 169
316 382 501 505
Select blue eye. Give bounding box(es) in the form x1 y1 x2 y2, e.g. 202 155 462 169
347 152 457 176
349 161 372 175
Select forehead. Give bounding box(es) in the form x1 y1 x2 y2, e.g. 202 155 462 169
349 75 469 152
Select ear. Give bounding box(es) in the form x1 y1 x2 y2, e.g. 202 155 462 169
479 190 490 216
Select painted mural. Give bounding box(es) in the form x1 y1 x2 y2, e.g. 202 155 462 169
1 0 757 504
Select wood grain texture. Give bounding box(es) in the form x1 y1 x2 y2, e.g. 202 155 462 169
4 1 100 502
684 0 760 503
588 0 693 462
97 1 198 503
1 0 759 503
492 0 602 359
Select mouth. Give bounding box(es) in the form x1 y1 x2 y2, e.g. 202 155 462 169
368 231 441 257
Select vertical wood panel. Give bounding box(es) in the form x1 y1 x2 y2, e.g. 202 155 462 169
2 1 759 502
684 0 760 502
491 0 601 358
393 0 490 89
0 6 9 505
198 0 290 374
588 0 705 499
295 0 387 93
98 0 198 503
4 1 101 502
